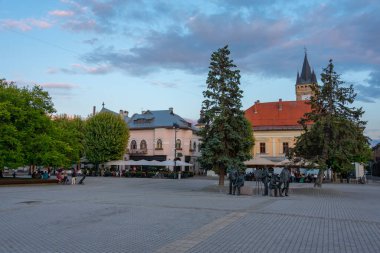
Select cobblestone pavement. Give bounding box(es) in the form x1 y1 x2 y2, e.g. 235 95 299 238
1 177 380 253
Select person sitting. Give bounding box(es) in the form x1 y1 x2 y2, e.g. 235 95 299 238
56 171 63 183
42 171 49 179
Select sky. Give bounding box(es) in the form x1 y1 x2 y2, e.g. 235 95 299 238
1 0 379 146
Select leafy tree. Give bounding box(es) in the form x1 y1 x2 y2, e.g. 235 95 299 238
0 81 24 169
52 115 85 169
84 112 129 170
293 59 370 186
199 45 254 186
0 79 56 171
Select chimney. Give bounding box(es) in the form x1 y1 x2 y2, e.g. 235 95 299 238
279 99 283 111
254 100 259 114
124 111 129 117
169 107 174 114
119 109 124 115
93 106 96 116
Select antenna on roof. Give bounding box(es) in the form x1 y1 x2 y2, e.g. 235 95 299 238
304 46 307 55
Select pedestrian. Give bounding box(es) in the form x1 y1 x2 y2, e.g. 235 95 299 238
279 166 291 197
71 169 77 185
261 168 269 196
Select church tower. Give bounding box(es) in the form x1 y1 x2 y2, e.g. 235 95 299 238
295 51 317 101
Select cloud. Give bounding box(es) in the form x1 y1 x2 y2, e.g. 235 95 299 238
150 81 178 89
48 63 112 75
49 10 74 17
83 38 99 45
0 18 52 31
357 71 380 102
45 0 380 98
41 82 77 90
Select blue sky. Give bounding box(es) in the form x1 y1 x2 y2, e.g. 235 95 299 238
1 0 379 145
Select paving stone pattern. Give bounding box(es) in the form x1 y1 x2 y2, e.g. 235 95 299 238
1 178 380 253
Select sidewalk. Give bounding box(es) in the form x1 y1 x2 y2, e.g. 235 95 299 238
1 177 379 253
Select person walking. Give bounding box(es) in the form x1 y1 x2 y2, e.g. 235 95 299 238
261 168 269 196
71 169 77 185
279 166 291 196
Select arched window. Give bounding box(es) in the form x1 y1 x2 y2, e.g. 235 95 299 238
175 139 181 149
198 143 201 152
156 139 163 149
193 142 196 151
140 140 147 150
130 140 137 150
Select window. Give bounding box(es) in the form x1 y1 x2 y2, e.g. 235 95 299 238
193 142 196 151
283 142 289 155
140 140 147 150
198 143 201 152
130 140 137 150
156 139 162 149
260 142 266 154
176 139 181 149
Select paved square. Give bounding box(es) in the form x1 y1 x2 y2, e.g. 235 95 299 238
1 177 380 253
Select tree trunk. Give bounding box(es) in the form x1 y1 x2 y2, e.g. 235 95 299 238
218 164 225 186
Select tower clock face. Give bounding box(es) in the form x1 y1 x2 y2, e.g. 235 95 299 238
302 94 311 100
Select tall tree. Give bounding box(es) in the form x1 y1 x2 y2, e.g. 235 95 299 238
51 115 85 168
0 79 56 172
199 45 254 186
84 112 129 169
293 59 370 186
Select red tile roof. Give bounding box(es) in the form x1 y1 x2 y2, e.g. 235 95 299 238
245 100 311 128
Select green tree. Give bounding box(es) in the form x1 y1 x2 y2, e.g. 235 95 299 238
0 79 56 172
293 59 370 186
50 115 85 168
199 45 254 186
0 80 24 169
84 112 129 170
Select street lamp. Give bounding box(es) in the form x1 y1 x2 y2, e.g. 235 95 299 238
173 123 179 179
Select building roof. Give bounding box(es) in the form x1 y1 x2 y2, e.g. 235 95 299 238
127 108 198 131
244 100 311 130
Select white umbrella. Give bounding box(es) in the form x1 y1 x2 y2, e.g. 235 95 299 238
244 157 276 166
160 160 193 166
104 160 133 166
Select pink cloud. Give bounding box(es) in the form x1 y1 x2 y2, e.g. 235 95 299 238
49 10 74 17
0 18 52 31
71 63 111 74
1 19 32 31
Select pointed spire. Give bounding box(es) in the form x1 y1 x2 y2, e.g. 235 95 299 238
300 52 312 82
311 69 317 83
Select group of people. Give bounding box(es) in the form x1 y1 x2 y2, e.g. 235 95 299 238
56 169 85 185
258 167 291 197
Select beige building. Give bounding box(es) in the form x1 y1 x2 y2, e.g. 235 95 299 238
99 106 201 172
245 52 316 162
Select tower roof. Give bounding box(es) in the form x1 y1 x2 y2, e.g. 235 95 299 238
297 52 317 84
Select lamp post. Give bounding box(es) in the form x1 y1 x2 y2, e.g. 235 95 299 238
173 123 179 179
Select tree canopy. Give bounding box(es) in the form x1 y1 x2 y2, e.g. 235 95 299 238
0 79 57 169
199 45 254 186
293 59 370 186
0 78 88 172
84 112 129 166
